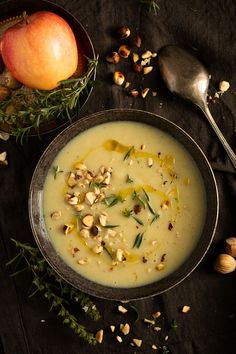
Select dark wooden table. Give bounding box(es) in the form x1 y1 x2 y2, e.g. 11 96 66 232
0 0 235 353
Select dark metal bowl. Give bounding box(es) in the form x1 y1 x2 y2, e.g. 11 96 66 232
0 0 96 135
29 109 219 301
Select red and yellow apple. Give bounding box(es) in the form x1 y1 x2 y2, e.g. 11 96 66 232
0 11 79 90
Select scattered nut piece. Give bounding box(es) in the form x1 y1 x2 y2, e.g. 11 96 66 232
0 131 10 141
63 224 74 235
152 311 161 319
0 151 8 166
110 325 115 333
103 171 111 184
182 305 191 313
156 263 165 271
113 71 125 86
116 335 123 343
116 248 124 262
140 144 145 150
141 88 150 98
125 81 131 89
219 80 230 93
77 257 89 265
213 253 236 274
154 326 161 332
0 151 7 162
106 51 120 64
133 53 139 63
152 344 158 350
152 52 157 58
120 323 130 335
50 210 62 220
143 66 153 75
68 196 79 205
142 50 152 59
74 204 84 212
224 237 236 257
152 91 157 97
82 214 94 228
141 58 151 66
90 225 99 237
85 191 96 206
93 244 103 254
133 338 142 347
129 89 139 97
147 157 153 167
118 305 128 314
144 318 155 325
99 212 107 226
118 45 131 58
117 26 131 39
95 329 104 343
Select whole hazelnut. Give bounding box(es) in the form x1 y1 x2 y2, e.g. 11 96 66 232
133 63 142 73
213 253 236 274
106 51 120 64
113 71 125 86
117 26 131 39
118 45 131 58
224 237 236 257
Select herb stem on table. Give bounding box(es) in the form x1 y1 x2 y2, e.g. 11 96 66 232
6 239 100 345
0 57 98 142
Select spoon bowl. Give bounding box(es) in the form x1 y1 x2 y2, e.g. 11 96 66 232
158 45 236 169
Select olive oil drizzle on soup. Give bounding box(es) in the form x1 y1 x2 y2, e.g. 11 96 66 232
43 121 206 287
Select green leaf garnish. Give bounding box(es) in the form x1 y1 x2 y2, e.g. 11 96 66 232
104 194 122 207
126 174 134 183
133 232 144 248
103 246 113 259
170 319 178 330
132 215 144 225
122 208 133 217
53 165 63 180
140 0 160 15
142 188 149 201
151 213 159 224
90 182 107 189
123 146 134 160
147 200 156 215
132 190 145 209
103 224 119 228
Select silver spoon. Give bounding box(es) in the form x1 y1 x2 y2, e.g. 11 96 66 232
158 45 236 169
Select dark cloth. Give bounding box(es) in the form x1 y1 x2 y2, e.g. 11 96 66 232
0 0 235 353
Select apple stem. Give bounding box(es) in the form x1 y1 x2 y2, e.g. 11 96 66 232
22 11 30 25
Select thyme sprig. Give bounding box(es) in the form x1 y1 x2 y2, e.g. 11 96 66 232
6 239 100 344
140 0 160 15
0 57 98 142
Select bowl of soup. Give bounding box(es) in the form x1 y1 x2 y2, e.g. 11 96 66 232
29 109 219 300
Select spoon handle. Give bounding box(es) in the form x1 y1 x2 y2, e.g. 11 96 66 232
200 103 236 169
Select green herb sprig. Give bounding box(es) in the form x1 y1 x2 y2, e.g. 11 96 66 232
0 57 98 142
133 232 144 248
53 165 63 180
104 194 123 207
6 239 100 344
140 0 160 15
123 146 134 160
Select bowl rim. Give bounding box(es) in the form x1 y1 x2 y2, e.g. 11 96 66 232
0 0 96 136
29 108 219 301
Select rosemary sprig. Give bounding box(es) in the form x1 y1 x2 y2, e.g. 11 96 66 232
103 224 119 228
132 190 145 209
104 194 123 207
53 165 63 180
133 232 144 248
0 57 98 142
6 239 100 344
126 174 134 183
132 215 144 225
123 146 134 160
140 0 160 15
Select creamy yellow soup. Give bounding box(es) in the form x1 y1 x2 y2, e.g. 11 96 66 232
43 121 206 287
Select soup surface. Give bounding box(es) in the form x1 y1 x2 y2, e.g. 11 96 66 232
43 121 206 287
